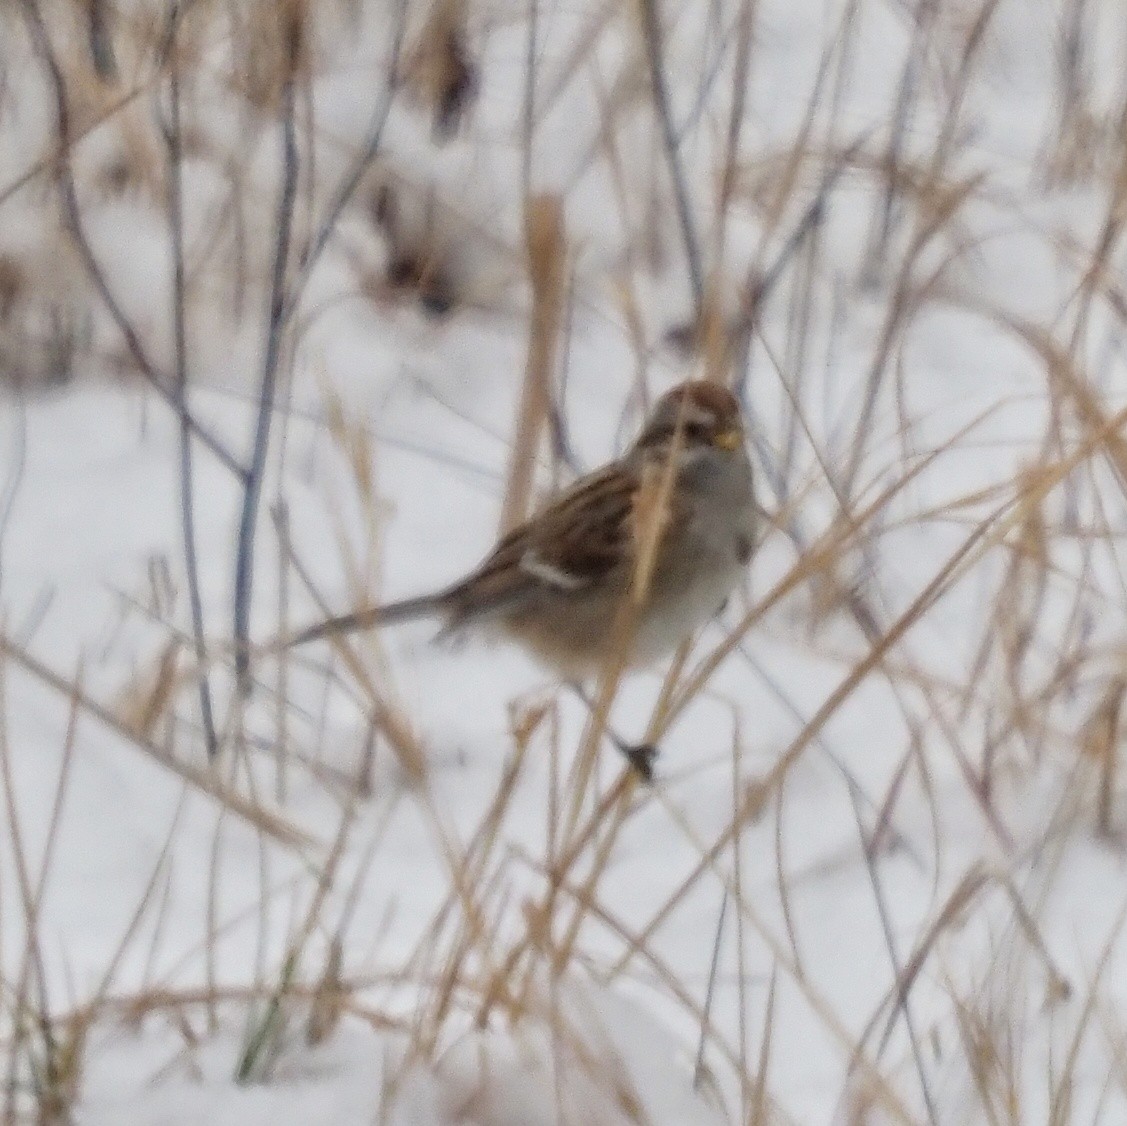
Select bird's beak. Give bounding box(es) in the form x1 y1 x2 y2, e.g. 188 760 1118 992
713 427 742 451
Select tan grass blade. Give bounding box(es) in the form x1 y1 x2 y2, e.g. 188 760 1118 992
0 635 313 851
499 194 566 534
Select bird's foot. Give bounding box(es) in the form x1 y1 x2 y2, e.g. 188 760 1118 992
621 742 658 782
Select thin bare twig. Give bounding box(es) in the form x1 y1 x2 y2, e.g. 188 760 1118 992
233 12 302 688
233 1 408 685
160 3 218 757
0 394 26 596
16 0 242 478
693 888 728 1090
87 0 117 80
849 784 940 1124
282 0 409 323
638 0 705 315
0 632 312 849
863 0 940 280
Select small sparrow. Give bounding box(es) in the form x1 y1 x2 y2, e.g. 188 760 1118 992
293 380 757 769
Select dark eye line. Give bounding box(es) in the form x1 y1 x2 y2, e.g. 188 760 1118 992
682 420 711 440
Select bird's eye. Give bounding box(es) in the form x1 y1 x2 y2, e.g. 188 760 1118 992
683 421 711 442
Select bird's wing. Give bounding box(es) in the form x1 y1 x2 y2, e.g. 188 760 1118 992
442 465 647 623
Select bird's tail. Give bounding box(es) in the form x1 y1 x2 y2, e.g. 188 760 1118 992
284 592 446 647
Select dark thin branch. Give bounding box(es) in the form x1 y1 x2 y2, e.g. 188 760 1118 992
692 888 728 1090
161 3 218 758
0 395 27 597
87 0 117 80
849 785 941 1126
0 83 144 210
674 6 739 148
234 2 407 685
233 22 301 689
714 0 755 237
16 0 242 479
732 132 870 406
735 639 924 868
638 0 705 316
282 0 408 324
863 0 940 280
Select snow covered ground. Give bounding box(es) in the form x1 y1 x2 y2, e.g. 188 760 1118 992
4 0 1127 1121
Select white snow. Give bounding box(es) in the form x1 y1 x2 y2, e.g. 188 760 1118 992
3 0 1127 1122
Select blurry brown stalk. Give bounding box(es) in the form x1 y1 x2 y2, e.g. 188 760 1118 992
499 194 566 534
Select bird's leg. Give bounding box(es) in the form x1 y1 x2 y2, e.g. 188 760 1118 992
567 683 658 782
621 741 658 782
